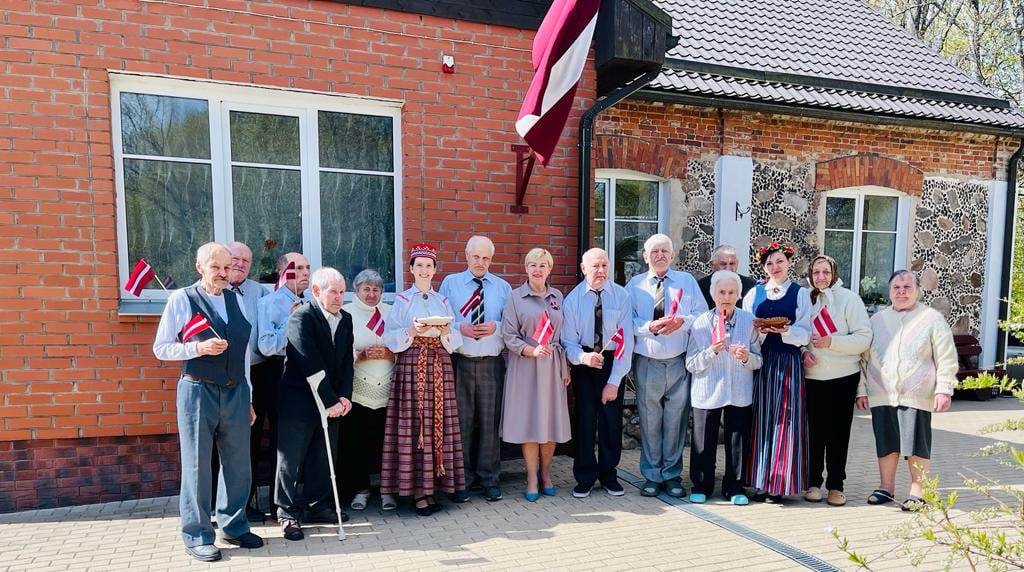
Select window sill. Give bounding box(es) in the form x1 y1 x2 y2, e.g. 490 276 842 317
118 298 167 316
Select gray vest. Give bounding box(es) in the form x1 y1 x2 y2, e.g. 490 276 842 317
181 286 250 387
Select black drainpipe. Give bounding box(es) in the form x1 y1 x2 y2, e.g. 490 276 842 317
997 139 1024 363
577 69 663 277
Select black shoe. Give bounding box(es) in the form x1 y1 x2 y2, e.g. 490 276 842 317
305 507 348 524
750 491 767 503
640 480 661 497
450 489 470 503
483 486 503 502
185 544 221 562
765 494 783 504
664 478 686 498
414 497 434 516
602 480 625 497
281 518 303 541
222 531 264 549
572 482 594 498
245 505 266 523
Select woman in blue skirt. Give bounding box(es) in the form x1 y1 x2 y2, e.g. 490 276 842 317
741 241 812 502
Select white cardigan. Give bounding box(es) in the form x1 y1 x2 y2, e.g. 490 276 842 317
803 284 872 380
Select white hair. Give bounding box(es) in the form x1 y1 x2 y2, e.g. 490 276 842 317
581 247 608 264
643 233 674 253
311 267 345 290
465 235 495 257
709 270 742 292
710 244 738 262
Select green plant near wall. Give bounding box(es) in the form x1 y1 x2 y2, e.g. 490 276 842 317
958 372 1002 390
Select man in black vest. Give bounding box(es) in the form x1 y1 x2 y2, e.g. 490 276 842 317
275 267 354 541
153 242 264 562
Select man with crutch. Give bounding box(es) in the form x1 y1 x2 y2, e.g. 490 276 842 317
275 267 353 541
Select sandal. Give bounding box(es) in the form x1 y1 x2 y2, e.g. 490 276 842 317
867 489 894 505
414 497 433 517
381 494 397 511
900 495 925 512
350 491 370 511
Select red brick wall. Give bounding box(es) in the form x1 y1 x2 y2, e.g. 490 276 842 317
597 101 1017 179
0 0 592 508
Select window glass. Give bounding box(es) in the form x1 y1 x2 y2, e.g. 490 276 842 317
614 221 658 284
823 230 854 287
824 196 855 230
318 112 394 172
229 111 300 165
231 166 303 283
862 195 898 231
592 180 606 249
860 232 896 298
120 93 210 159
320 173 396 289
615 179 659 219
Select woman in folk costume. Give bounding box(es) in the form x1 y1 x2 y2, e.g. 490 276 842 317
741 241 813 502
381 243 466 516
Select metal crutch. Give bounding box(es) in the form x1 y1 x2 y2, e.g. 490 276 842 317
308 381 346 541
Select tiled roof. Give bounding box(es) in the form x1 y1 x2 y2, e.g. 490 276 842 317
646 0 1024 129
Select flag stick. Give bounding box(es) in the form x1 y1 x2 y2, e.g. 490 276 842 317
152 274 168 291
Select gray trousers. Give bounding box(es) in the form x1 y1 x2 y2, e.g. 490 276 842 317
176 377 252 547
453 355 505 487
634 353 691 483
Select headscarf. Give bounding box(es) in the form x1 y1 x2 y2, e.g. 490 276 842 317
808 254 839 304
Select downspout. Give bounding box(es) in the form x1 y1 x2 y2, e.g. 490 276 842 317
577 69 663 276
997 138 1024 363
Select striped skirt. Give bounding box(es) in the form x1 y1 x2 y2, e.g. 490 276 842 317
380 337 466 497
746 349 808 496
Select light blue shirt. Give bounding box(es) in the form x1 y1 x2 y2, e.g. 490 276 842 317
228 278 269 364
383 286 463 354
439 270 512 357
561 280 634 387
626 269 708 359
256 286 307 358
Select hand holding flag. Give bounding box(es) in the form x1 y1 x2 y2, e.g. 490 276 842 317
181 312 220 342
601 326 627 360
276 261 297 291
532 311 555 346
812 306 838 338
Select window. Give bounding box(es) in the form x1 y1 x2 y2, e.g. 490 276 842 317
822 188 910 303
112 75 402 309
591 170 668 285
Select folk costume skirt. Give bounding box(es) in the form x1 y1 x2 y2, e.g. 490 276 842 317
380 337 466 497
746 348 808 496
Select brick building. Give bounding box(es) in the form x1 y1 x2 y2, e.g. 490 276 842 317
1 0 1021 511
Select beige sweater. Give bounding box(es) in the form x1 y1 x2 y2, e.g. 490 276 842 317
858 303 958 411
803 284 872 380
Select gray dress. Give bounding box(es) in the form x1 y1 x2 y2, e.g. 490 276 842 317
500 283 571 444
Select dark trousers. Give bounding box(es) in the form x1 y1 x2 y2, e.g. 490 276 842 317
248 359 282 508
274 413 339 521
571 351 624 487
453 354 505 487
339 402 387 497
806 373 859 491
690 405 751 497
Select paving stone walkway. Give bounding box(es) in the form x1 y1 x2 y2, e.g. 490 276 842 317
2 398 1022 571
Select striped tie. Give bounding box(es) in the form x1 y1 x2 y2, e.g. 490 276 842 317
471 278 485 325
652 276 666 320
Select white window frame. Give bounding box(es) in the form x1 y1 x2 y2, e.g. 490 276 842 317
110 73 404 312
594 169 669 282
821 185 911 295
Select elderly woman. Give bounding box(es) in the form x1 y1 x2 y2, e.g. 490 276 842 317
741 241 812 503
801 255 871 507
858 270 956 511
686 270 761 505
381 244 466 516
339 269 397 512
500 248 571 501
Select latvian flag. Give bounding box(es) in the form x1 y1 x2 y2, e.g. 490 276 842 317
181 312 212 343
668 288 684 316
712 310 727 345
459 289 482 317
812 306 838 338
610 326 626 360
123 258 156 296
515 0 600 165
532 311 555 345
276 261 296 291
366 307 385 337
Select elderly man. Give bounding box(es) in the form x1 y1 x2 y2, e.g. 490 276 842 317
697 245 757 309
275 267 354 541
439 235 512 502
858 270 957 511
153 242 263 562
626 234 708 498
562 248 634 498
255 252 311 519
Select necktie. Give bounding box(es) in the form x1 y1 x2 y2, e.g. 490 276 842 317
652 276 666 320
593 289 603 349
471 278 485 325
231 285 243 296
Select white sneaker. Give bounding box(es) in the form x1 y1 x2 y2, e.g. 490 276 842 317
804 486 823 502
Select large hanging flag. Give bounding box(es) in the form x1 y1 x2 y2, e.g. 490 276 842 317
181 312 212 343
515 0 600 165
276 261 296 291
366 307 386 337
532 311 555 345
123 258 156 296
812 306 838 338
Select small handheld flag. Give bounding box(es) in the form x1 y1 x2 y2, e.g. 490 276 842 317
459 289 483 317
712 310 728 345
366 308 385 337
181 313 213 343
532 311 555 345
812 306 838 338
124 258 156 296
605 326 626 360
668 288 684 316
276 261 296 291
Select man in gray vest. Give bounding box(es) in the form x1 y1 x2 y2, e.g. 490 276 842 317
153 242 264 562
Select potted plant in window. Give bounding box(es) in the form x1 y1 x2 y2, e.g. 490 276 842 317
858 276 890 314
953 372 999 401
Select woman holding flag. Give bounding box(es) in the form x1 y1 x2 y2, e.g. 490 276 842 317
741 241 813 503
500 248 571 501
339 269 397 512
801 255 872 507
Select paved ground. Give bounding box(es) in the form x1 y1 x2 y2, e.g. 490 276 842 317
2 398 1022 571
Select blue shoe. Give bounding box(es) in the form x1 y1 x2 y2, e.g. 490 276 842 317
731 494 750 506
524 491 540 502
541 486 556 497
688 493 707 504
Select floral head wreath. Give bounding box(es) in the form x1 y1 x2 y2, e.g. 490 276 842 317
757 241 795 264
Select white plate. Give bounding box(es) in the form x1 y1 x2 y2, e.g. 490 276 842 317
416 316 453 326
